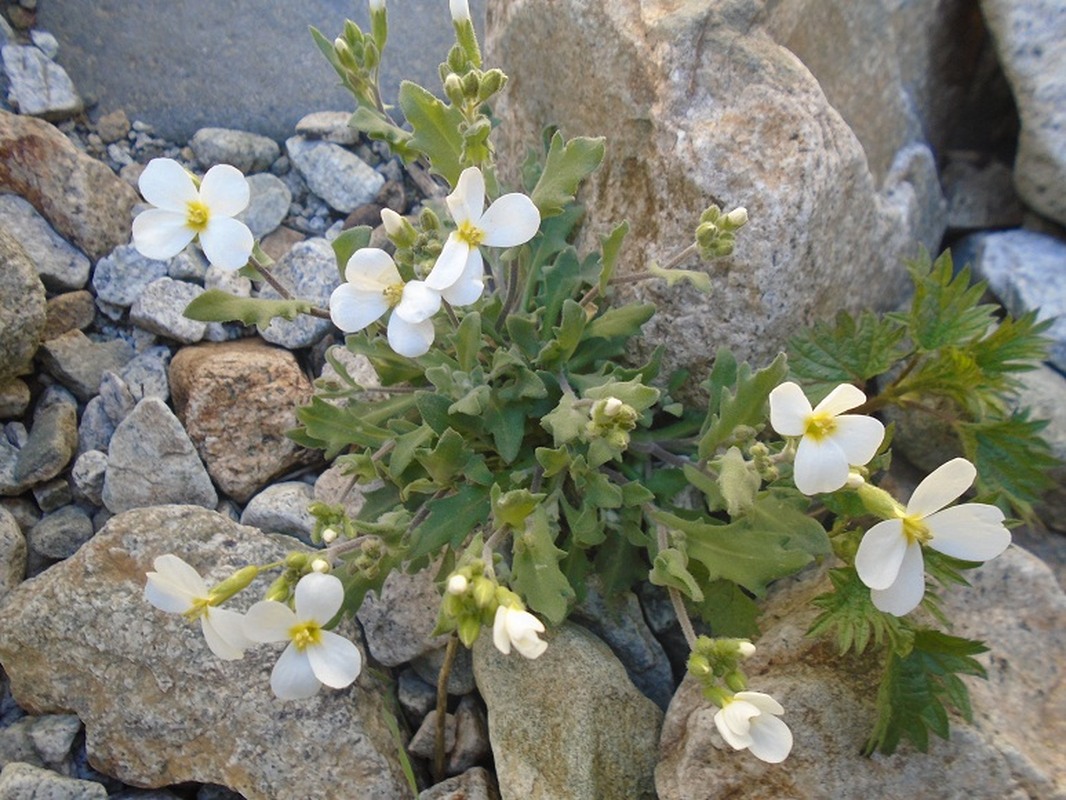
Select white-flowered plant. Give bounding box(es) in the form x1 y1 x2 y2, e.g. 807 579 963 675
425 166 540 304
854 458 1012 616
714 691 794 764
243 572 363 700
329 247 442 357
132 157 254 270
144 554 253 661
768 381 885 495
492 603 548 660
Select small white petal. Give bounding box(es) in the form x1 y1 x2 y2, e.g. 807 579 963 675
307 630 363 689
505 609 548 659
345 248 401 287
387 314 435 357
199 217 253 270
243 600 298 643
440 251 486 307
132 208 196 261
201 607 251 661
870 540 926 616
199 163 250 216
925 504 1011 561
270 644 321 700
768 382 812 437
812 383 867 417
294 572 344 625
447 166 484 224
393 280 442 324
144 573 197 614
793 436 849 495
152 554 209 596
831 414 885 468
138 158 198 211
906 458 976 518
479 193 541 248
425 234 474 291
492 606 512 655
329 283 389 333
715 702 757 748
450 0 471 22
733 691 784 716
747 713 793 764
855 518 908 590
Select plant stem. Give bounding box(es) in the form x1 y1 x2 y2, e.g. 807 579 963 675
495 256 523 334
250 251 332 319
432 634 459 783
578 242 700 308
657 523 699 650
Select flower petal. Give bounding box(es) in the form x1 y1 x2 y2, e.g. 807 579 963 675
345 248 401 287
199 163 250 216
138 158 198 211
716 701 757 745
446 166 485 224
329 283 389 333
906 458 976 517
393 280 442 324
793 436 849 495
870 540 926 616
144 574 197 614
294 572 344 625
201 607 250 661
243 600 297 643
439 254 485 307
199 217 254 270
925 503 1011 561
768 382 812 437
307 630 363 689
733 691 784 716
479 193 541 247
747 713 793 764
855 519 908 590
387 314 435 358
270 643 321 700
492 606 512 655
830 415 885 467
425 234 475 292
132 208 196 261
153 554 209 595
812 383 867 417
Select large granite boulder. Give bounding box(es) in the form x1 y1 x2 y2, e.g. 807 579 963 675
0 229 46 384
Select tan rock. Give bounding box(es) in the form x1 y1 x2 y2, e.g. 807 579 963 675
42 290 96 341
0 110 139 261
169 339 315 503
0 229 45 383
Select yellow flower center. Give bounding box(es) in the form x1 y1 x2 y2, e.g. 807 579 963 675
185 199 210 232
901 514 932 545
289 620 323 651
382 282 405 307
456 219 485 247
804 411 837 441
182 596 210 622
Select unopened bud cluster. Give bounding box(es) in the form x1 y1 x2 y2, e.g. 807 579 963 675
695 205 748 260
586 396 639 450
686 636 758 706
439 562 501 647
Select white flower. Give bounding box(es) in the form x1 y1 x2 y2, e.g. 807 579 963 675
855 458 1011 616
244 572 362 700
426 166 540 305
714 691 793 764
144 554 252 661
132 158 253 270
450 0 471 22
769 381 885 495
446 574 469 595
493 604 548 659
329 247 442 357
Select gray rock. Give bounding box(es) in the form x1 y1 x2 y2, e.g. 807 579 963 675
129 277 207 344
418 767 500 800
357 566 450 667
76 397 116 456
0 761 106 799
32 477 73 513
970 229 1066 372
1 44 82 119
239 173 291 238
29 31 60 61
37 330 135 402
256 237 338 349
0 194 91 291
28 505 95 560
285 136 384 213
101 397 218 513
473 623 662 800
942 156 1025 230
1013 365 1066 527
167 247 208 282
398 668 437 723
0 438 26 498
447 695 491 775
295 111 360 145
408 709 456 761
190 127 280 174
0 228 46 384
92 244 169 309
412 644 477 696
878 143 948 260
70 450 108 507
117 346 172 403
239 481 315 543
0 378 30 419
96 372 135 427
0 713 81 771
204 264 252 297
0 505 412 799
13 399 77 485
0 505 26 600
980 0 1066 226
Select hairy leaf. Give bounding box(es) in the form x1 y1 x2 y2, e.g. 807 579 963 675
184 289 316 327
398 81 464 185
511 505 574 624
699 350 789 459
530 132 606 218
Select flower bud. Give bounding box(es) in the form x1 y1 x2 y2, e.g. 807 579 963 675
443 73 465 107
472 575 496 609
311 558 331 573
450 0 472 22
263 574 291 603
447 573 469 595
369 0 386 10
845 472 866 489
285 552 309 570
687 653 712 677
856 482 905 520
321 527 339 544
477 69 507 101
461 71 481 99
419 206 441 231
458 617 482 647
724 207 748 229
725 671 747 693
603 397 623 417
208 565 259 604
738 641 756 658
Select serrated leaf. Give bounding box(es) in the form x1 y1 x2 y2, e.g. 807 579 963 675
184 289 315 327
808 567 908 655
698 350 789 459
530 132 606 218
398 80 464 185
905 250 997 351
349 107 419 162
511 505 574 624
597 221 629 295
293 395 404 459
407 483 491 560
717 446 760 517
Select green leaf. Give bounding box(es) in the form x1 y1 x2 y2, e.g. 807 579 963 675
454 312 483 372
492 486 546 530
349 107 419 162
293 396 400 459
597 221 629 295
649 547 704 602
184 289 315 327
536 299 587 368
904 250 997 352
398 80 464 185
407 483 491 560
698 350 789 459
807 567 909 655
717 446 760 516
511 505 574 624
787 310 906 400
693 580 760 639
485 401 527 464
331 226 373 280
583 303 656 340
530 132 606 219
584 377 660 413
646 263 712 292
